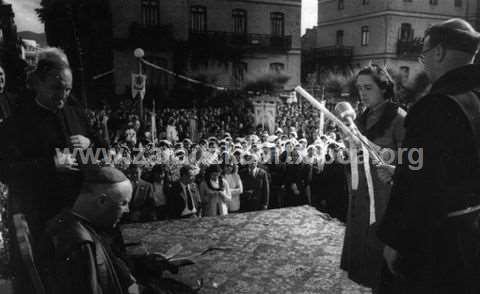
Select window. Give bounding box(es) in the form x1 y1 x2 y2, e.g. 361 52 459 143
270 62 285 73
403 0 412 2
142 0 159 26
232 9 247 34
145 56 168 89
455 0 462 7
362 0 369 5
336 30 344 46
400 23 413 41
429 0 438 5
233 62 248 81
270 12 284 36
338 0 344 10
361 26 369 46
191 6 207 32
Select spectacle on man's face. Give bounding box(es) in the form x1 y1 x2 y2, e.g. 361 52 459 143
419 36 438 80
35 68 73 110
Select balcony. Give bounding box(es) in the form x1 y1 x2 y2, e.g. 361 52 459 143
313 45 354 58
114 22 175 50
396 38 423 57
188 31 293 52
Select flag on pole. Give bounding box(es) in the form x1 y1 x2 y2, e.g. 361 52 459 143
131 73 147 100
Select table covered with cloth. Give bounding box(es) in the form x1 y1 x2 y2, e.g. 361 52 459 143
121 205 371 294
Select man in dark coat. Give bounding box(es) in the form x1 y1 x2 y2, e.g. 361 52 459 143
239 154 270 211
125 164 155 222
377 19 480 294
39 167 135 294
39 167 182 294
0 49 102 240
0 48 103 294
0 65 15 124
167 164 201 219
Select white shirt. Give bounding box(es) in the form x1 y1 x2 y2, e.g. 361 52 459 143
180 182 197 216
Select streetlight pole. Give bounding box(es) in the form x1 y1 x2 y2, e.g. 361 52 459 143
134 48 145 121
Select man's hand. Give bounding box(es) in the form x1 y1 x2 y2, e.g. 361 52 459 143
54 151 79 172
128 283 141 294
383 245 401 277
70 135 90 150
376 163 395 184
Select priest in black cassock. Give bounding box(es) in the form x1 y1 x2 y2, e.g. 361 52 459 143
377 18 480 294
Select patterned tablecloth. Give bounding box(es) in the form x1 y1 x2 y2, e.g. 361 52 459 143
121 206 371 294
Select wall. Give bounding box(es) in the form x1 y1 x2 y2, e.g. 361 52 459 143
387 0 467 16
315 16 387 56
317 0 386 23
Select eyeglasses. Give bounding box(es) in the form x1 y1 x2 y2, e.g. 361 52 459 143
417 46 436 64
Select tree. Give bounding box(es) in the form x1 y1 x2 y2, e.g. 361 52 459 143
37 0 114 107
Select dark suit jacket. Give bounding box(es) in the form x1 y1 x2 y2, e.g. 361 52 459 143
0 96 99 239
40 210 133 294
129 179 155 222
377 65 480 289
166 181 201 219
240 167 270 209
0 91 14 122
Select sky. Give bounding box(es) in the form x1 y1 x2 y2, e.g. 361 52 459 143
10 0 318 35
6 0 43 33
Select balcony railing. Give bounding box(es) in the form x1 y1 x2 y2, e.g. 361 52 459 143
189 31 292 51
313 45 354 58
396 38 423 57
114 22 175 50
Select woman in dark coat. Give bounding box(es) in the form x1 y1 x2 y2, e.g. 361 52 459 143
340 65 406 292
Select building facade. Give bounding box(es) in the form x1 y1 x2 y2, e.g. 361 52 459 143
111 0 301 100
303 0 480 83
21 39 39 66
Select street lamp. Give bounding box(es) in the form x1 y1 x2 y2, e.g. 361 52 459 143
134 48 144 120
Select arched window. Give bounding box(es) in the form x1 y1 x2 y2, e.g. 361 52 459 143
232 9 247 34
270 12 284 36
191 6 207 32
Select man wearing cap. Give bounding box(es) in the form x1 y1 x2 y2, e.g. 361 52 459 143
377 19 480 293
39 167 181 294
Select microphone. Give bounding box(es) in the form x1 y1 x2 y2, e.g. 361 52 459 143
335 102 386 164
335 101 358 132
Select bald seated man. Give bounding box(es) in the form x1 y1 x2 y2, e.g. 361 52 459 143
38 167 181 294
